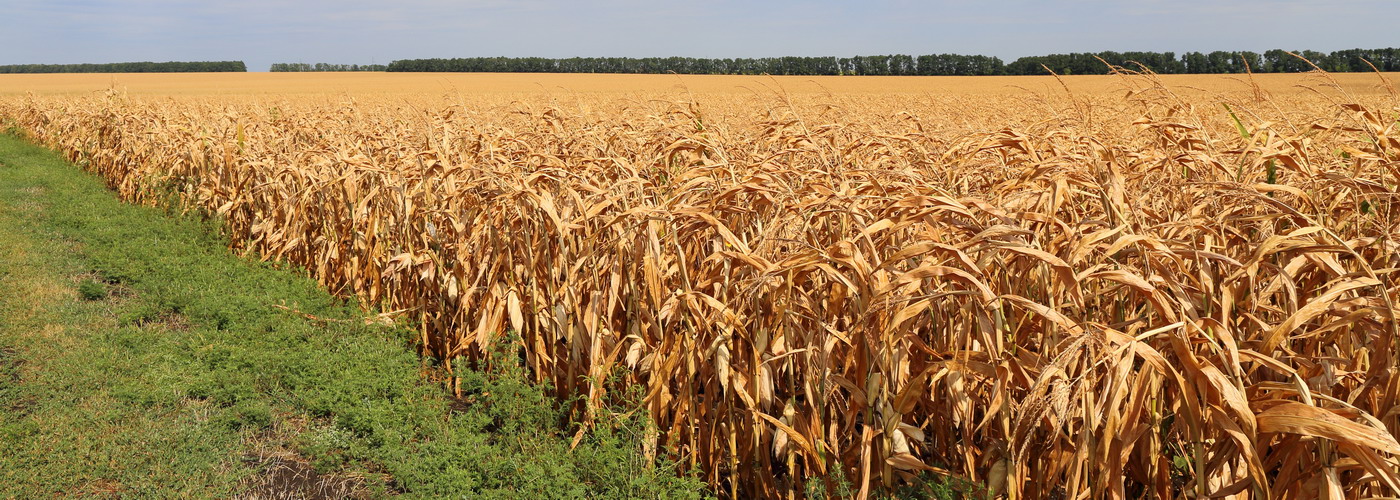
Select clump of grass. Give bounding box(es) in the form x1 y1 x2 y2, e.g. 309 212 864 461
77 279 106 301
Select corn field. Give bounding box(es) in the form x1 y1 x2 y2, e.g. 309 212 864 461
3 70 1400 498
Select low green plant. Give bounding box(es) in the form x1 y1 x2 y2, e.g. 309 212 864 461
878 471 987 500
77 279 106 300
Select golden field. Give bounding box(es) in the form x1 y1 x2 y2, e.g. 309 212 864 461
0 71 1397 97
2 70 1399 498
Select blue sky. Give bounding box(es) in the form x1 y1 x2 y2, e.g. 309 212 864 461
2 0 1397 71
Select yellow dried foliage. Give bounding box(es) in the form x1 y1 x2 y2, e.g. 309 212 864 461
2 69 1400 498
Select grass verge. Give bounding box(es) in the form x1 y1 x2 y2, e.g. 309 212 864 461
0 132 708 499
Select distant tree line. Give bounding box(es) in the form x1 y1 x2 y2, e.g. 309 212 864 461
0 61 246 73
1006 49 1400 75
386 55 1004 75
386 48 1400 75
269 63 388 72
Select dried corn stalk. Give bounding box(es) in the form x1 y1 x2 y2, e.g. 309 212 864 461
3 72 1400 498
